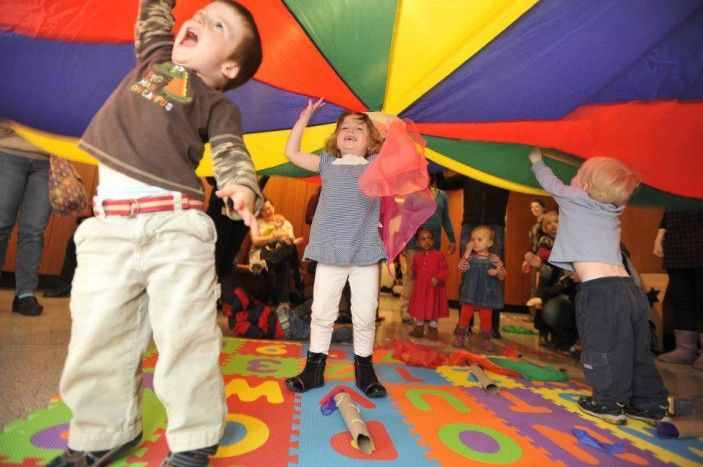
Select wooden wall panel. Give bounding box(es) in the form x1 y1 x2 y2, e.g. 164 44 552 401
621 205 665 274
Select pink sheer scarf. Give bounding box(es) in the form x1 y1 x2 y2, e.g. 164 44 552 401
358 118 435 265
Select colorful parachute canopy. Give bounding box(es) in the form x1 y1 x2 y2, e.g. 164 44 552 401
2 0 702 207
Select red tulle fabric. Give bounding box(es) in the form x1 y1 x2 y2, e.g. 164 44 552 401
359 119 435 265
385 339 522 378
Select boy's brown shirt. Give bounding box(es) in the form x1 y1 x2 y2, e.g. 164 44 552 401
79 0 262 217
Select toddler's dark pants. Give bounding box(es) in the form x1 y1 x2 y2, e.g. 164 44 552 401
576 276 668 409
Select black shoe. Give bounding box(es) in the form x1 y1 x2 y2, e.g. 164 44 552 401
44 284 72 298
161 444 218 467
624 403 669 426
12 296 43 316
578 396 626 425
354 354 387 398
46 431 142 466
491 328 502 340
285 351 327 393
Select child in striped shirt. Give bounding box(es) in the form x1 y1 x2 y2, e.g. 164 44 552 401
283 99 388 398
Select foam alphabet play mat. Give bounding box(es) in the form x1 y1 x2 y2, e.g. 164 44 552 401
0 338 701 466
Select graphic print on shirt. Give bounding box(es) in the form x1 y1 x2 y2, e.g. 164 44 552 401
129 62 192 111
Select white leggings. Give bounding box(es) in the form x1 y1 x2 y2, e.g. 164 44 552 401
309 263 379 357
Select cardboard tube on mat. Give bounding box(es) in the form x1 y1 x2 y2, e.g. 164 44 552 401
656 416 703 439
469 364 499 394
334 392 375 454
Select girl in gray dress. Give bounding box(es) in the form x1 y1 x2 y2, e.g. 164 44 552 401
282 98 388 398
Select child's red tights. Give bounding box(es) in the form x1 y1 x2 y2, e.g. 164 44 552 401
459 304 493 331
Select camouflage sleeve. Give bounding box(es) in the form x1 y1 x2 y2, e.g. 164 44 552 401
211 136 263 219
134 0 175 63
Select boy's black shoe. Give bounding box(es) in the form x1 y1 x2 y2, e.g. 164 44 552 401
46 431 142 466
624 403 669 426
161 444 218 467
578 396 626 425
12 296 43 316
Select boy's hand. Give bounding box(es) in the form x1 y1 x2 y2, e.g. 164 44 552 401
528 147 543 164
216 184 259 234
430 277 439 286
299 98 325 122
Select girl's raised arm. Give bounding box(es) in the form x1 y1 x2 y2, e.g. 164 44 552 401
284 98 325 172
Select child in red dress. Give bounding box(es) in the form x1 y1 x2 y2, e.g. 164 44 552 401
408 228 449 341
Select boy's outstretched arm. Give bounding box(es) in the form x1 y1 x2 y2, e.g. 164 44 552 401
135 0 175 62
528 147 543 164
284 98 324 172
529 147 578 199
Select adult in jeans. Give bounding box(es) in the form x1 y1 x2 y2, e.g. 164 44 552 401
654 210 703 369
436 171 509 337
0 124 52 316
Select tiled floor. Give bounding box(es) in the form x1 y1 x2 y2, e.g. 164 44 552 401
1 288 702 429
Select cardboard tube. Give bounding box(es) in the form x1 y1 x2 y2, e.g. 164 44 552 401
469 364 500 394
656 416 703 439
334 392 375 454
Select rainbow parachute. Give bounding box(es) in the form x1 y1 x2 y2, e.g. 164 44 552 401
1 0 702 207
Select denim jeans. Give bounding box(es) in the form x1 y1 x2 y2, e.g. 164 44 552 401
0 152 51 296
576 276 668 408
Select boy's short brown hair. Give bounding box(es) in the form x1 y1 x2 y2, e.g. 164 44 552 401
577 157 640 206
324 112 384 157
219 1 263 91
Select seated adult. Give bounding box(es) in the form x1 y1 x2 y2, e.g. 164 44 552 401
248 200 304 305
526 252 579 354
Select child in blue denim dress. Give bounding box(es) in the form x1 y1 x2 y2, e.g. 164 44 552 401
456 225 506 352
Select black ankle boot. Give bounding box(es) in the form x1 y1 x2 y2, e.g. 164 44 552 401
285 351 327 393
354 354 387 398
